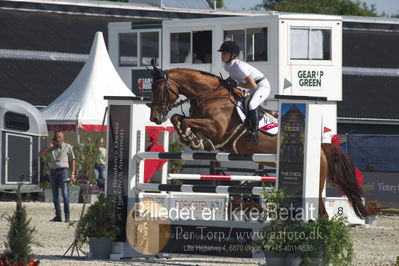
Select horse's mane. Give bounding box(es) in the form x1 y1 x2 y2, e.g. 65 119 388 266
167 67 244 100
169 68 219 80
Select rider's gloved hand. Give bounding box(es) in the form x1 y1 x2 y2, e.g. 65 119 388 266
221 78 238 90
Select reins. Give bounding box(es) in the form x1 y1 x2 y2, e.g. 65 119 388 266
151 75 244 117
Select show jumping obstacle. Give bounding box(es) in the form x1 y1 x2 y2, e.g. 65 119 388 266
104 94 336 260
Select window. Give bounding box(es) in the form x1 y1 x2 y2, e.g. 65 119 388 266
290 28 331 60
171 32 190 63
193 31 212 64
223 30 245 60
170 30 212 64
119 33 137 66
140 32 159 66
5 112 29 131
119 31 160 67
246 28 268 61
223 27 268 62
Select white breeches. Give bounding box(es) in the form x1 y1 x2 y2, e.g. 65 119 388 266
248 81 271 111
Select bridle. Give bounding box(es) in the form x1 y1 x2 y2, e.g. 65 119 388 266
150 76 181 117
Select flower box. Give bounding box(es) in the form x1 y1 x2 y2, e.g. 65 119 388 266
43 186 80 203
82 193 99 204
365 215 378 227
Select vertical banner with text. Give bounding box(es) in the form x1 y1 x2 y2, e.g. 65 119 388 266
107 105 131 241
278 103 306 215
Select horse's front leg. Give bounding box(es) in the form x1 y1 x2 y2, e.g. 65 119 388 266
170 114 191 145
171 114 217 151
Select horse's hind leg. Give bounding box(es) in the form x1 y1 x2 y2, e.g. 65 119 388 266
319 148 329 218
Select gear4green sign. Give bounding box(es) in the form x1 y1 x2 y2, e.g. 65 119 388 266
298 70 324 87
132 69 153 98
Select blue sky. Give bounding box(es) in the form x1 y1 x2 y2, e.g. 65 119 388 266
224 0 399 16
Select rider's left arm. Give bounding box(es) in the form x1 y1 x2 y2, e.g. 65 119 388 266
237 75 257 90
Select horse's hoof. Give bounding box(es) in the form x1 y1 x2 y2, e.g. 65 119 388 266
190 139 204 150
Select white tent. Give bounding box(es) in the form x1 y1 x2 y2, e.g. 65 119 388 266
41 31 134 134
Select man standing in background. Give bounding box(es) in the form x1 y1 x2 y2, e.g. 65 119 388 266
39 131 76 223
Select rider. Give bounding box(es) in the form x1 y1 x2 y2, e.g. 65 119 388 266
218 40 271 141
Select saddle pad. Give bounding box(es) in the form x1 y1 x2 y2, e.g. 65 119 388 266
236 101 278 136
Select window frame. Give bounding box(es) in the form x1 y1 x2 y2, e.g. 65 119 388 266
118 28 161 69
169 28 214 66
170 31 192 64
4 111 30 131
222 25 269 63
289 26 333 65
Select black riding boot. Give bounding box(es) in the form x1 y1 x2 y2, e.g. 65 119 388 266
246 110 259 143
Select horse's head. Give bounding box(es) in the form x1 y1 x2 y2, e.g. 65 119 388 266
148 62 180 124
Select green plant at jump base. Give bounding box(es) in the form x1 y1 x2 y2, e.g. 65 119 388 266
253 188 289 255
74 194 119 250
292 215 354 265
254 187 353 265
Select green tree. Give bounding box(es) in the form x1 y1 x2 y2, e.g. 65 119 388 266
254 0 378 16
2 183 38 264
73 142 97 184
100 0 223 8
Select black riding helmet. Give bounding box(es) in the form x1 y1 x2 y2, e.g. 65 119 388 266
218 41 240 56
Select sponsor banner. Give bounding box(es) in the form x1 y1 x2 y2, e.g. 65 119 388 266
138 193 228 221
295 70 324 88
169 193 228 220
327 171 399 207
107 105 131 241
132 69 153 98
278 103 306 197
126 196 257 257
348 135 399 172
278 103 307 218
362 172 399 205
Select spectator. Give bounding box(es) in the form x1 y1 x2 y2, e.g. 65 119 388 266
94 137 106 190
39 131 75 223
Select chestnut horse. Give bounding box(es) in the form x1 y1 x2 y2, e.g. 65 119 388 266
148 66 368 219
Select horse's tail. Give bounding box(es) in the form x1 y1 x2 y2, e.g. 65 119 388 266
321 143 369 219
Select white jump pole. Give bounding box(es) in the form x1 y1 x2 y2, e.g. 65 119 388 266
168 173 276 182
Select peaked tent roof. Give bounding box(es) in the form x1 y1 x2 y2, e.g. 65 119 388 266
41 31 134 132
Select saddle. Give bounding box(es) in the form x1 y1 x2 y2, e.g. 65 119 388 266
242 96 278 119
236 96 279 136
